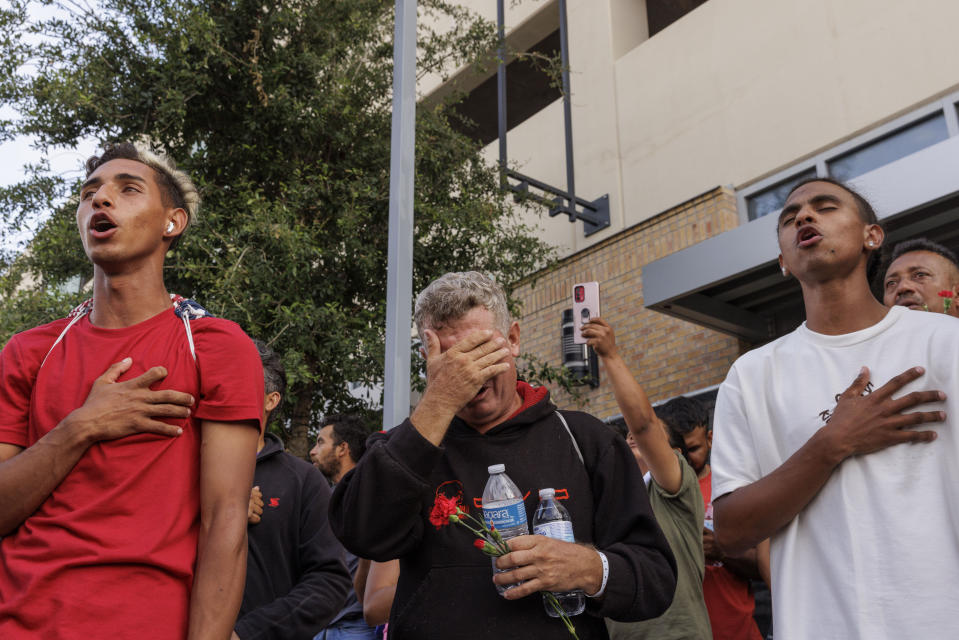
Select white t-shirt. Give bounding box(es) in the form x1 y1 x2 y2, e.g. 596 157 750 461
711 305 959 640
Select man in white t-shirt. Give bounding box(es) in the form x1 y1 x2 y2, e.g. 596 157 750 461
711 178 957 640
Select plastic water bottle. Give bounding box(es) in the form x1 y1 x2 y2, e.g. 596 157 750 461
482 464 529 594
532 488 586 617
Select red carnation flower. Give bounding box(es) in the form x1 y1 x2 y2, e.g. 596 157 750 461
939 290 955 314
473 539 487 550
429 493 462 529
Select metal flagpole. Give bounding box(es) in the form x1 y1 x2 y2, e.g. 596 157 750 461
558 0 575 209
497 0 507 179
383 0 417 430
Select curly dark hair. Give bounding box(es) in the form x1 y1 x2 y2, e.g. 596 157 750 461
655 395 710 437
888 237 959 272
252 339 286 425
321 413 373 463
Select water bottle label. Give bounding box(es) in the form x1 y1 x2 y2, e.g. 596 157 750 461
483 501 527 531
533 520 574 543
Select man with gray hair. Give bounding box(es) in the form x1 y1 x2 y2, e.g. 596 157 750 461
0 142 264 639
330 271 676 640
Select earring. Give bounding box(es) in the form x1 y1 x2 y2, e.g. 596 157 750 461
868 241 874 248
167 222 175 233
781 266 788 277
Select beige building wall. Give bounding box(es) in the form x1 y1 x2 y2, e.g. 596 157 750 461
615 0 959 235
426 0 959 259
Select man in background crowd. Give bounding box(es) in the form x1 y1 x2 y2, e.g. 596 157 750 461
657 396 769 640
236 341 351 639
880 237 959 316
311 414 379 640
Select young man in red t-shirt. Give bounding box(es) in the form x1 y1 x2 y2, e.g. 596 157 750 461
659 396 769 640
0 142 264 640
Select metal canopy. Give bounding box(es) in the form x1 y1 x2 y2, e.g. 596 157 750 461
643 137 959 344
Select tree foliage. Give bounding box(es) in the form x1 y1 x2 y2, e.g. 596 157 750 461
0 0 555 455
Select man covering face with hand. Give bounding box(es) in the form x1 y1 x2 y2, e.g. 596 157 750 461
329 271 676 640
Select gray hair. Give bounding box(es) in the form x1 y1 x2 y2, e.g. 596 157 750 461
84 140 200 249
414 271 511 343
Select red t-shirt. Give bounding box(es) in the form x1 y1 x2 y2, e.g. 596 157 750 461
0 308 264 639
700 471 763 640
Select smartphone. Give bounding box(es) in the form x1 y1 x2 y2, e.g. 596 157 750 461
572 281 600 344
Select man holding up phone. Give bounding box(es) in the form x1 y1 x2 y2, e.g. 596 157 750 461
582 317 713 640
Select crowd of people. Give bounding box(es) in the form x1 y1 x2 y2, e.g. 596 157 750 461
0 141 956 640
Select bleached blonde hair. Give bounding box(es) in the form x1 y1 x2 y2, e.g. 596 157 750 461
84 141 200 248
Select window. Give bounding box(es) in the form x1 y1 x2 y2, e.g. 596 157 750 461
739 91 959 223
745 168 817 221
828 113 949 182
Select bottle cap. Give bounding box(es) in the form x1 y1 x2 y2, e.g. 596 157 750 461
539 488 555 498
488 464 505 474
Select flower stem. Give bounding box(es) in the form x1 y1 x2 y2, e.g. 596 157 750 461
458 511 511 554
543 591 579 639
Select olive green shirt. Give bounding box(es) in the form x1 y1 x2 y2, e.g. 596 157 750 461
606 453 712 640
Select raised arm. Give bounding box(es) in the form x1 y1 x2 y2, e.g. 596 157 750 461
0 358 192 535
581 318 681 493
714 366 944 555
188 419 259 640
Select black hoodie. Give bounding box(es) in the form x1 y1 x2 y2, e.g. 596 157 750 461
236 433 352 640
330 386 677 640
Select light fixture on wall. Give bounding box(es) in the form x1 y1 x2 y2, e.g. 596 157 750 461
561 309 599 388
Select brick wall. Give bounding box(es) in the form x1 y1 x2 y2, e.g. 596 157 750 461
514 186 748 420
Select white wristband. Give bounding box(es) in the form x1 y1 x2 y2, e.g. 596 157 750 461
586 551 609 598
